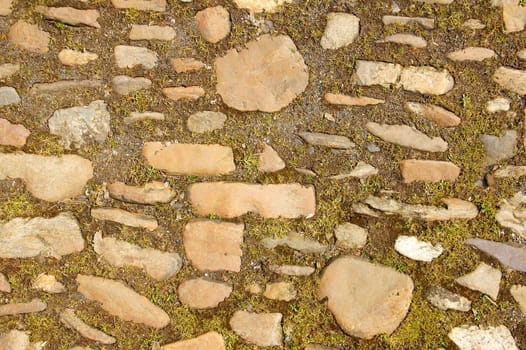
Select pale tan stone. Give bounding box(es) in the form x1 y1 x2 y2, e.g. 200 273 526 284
366 122 448 152
0 330 46 350
0 273 10 293
0 0 12 15
229 311 283 347
111 0 166 11
129 25 176 40
400 160 460 183
0 63 20 79
114 45 158 69
60 308 116 344
405 102 461 127
161 331 225 350
320 13 360 50
170 57 205 73
233 0 291 12
324 92 384 106
0 118 30 147
58 49 98 66
0 298 46 316
493 67 526 95
29 80 103 94
124 111 165 124
258 144 285 172
511 285 526 314
178 278 232 308
268 264 315 276
376 33 427 48
35 6 100 28
108 181 176 204
195 6 231 43
447 47 495 61
8 20 50 54
163 86 204 100
91 208 158 231
32 274 65 293
399 66 454 95
455 262 501 300
382 15 435 29
263 282 296 301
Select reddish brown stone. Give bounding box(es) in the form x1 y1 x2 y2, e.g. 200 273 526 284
0 118 30 147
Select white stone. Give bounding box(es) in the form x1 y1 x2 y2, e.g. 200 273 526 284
394 235 443 262
320 13 360 50
449 325 518 350
486 97 511 113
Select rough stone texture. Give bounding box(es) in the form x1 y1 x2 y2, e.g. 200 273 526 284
232 0 291 12
298 132 355 149
111 0 166 11
0 153 93 201
481 130 518 166
511 285 526 314
35 6 100 28
324 92 384 106
258 144 285 172
112 75 151 95
448 325 518 350
519 49 526 60
0 63 20 79
177 278 232 308
187 111 227 133
359 196 479 221
486 97 511 113
400 160 460 183
268 264 315 276
183 220 243 272
229 311 283 347
29 80 103 94
465 238 526 272
129 25 175 40
334 222 368 249
320 13 360 50
124 111 165 124
496 192 526 238
395 235 443 262
0 87 20 106
48 100 110 149
263 282 296 301
319 256 413 339
160 331 226 350
108 181 176 204
399 66 454 95
215 34 308 112
60 308 116 344
188 182 316 219
447 47 496 61
114 45 158 69
0 213 84 258
463 18 486 29
329 161 378 180
0 118 30 147
405 102 461 127
170 57 205 73
76 274 170 328
143 142 235 176
0 298 47 316
382 15 435 29
58 49 98 66
0 273 11 293
494 165 526 178
455 262 501 300
418 0 454 3
262 232 326 254
376 33 427 48
353 60 402 87
94 232 181 280
0 330 46 350
8 20 50 53
91 208 158 231
305 345 337 350
32 274 65 293
366 122 448 152
500 0 526 33
162 86 205 100
195 6 230 43
493 67 526 95
0 0 12 15
427 286 471 312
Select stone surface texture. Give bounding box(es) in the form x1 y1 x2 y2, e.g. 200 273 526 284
320 13 360 49
177 278 232 308
229 310 283 347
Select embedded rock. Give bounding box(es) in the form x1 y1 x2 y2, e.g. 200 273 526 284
448 325 518 350
229 311 283 347
324 93 384 106
465 238 526 272
29 80 103 94
320 13 360 50
58 49 98 66
399 66 454 95
486 97 510 113
8 20 50 54
0 330 46 350
394 235 443 262
170 57 205 73
496 192 526 238
124 111 165 124
353 60 402 88
91 208 158 231
0 63 20 79
376 33 427 48
334 222 368 249
481 130 518 166
0 87 20 106
129 25 175 40
114 45 158 69
0 0 12 15
232 0 291 12
32 274 65 293
427 286 471 312
112 75 151 95
0 118 30 147
263 282 296 301
500 0 526 33
35 6 100 28
163 86 204 100
405 102 461 127
382 15 435 29
187 111 227 133
60 308 116 344
511 285 526 314
111 0 166 11
195 6 231 43
108 181 176 204
298 132 355 149
493 165 526 178
160 332 225 350
258 144 285 172
447 47 496 61
329 161 378 180
177 278 232 308
455 262 501 300
366 122 448 152
0 273 11 293
0 298 46 316
493 67 526 95
400 160 460 183
262 232 326 254
268 264 315 276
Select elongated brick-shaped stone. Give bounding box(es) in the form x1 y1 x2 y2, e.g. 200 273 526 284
400 160 460 183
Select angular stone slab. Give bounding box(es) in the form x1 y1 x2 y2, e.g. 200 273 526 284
60 308 116 344
76 274 170 328
160 331 225 350
399 66 454 95
447 47 495 62
178 278 232 308
449 325 518 350
59 49 98 66
187 111 227 133
511 285 526 314
111 0 166 11
0 86 20 106
0 213 84 258
400 160 460 183
170 57 205 73
324 93 384 106
329 161 378 180
494 165 526 179
32 273 65 293
405 102 460 127
183 220 243 272
143 142 235 176
298 132 355 149
465 238 526 272
91 208 158 231
35 6 100 28
319 256 413 339
229 310 283 347
258 144 285 173
112 75 151 95
108 181 176 204
0 298 46 316
366 122 448 152
8 20 50 53
496 192 526 238
114 45 158 69
163 86 205 100
94 232 181 280
481 130 518 166
188 182 316 218
455 262 501 300
263 281 296 301
233 0 291 12
0 118 30 147
395 235 443 262
0 273 11 292
493 67 526 95
427 286 471 312
353 60 402 88
129 25 175 40
320 12 360 50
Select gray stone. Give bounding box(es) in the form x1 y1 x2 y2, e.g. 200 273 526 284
320 13 360 49
298 132 355 149
455 262 501 300
114 45 158 69
29 80 103 94
91 208 158 231
112 75 151 95
462 19 486 29
495 192 526 238
124 111 165 124
481 130 518 166
334 222 368 249
449 325 518 350
60 308 116 344
0 63 20 80
187 111 227 133
493 67 526 95
229 311 283 347
261 232 326 254
466 238 526 272
427 286 471 312
493 165 526 179
0 86 20 106
366 122 448 152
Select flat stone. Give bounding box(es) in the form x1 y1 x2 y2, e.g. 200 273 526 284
335 222 368 249
129 25 175 40
177 278 232 308
329 161 378 180
447 47 495 61
382 15 435 29
188 182 316 219
58 49 98 66
399 66 454 95
108 181 176 204
0 118 30 147
195 6 230 43
114 45 158 69
366 122 448 152
463 18 486 29
511 285 526 314
0 153 93 201
376 33 427 48
229 311 283 347
163 86 204 100
268 264 315 276
494 165 526 178
245 283 263 294
232 0 291 12
0 63 20 79
427 286 471 312
319 256 413 339
0 213 84 258
91 208 158 231
8 20 50 53
466 238 526 272
258 144 285 172
29 80 103 94
35 6 100 28
455 262 501 300
170 57 205 73
187 111 227 133
501 0 526 33
320 13 360 50
298 132 355 149
400 159 460 183
48 100 111 148
353 60 402 88
496 192 526 238
481 130 518 166
262 232 326 254
324 92 384 106
0 87 20 106
263 282 296 301
449 325 518 350
183 220 243 272
32 274 65 293
0 330 45 350
124 111 165 124
0 273 11 293
60 308 116 344
405 102 460 127
215 34 308 112
395 235 443 262
519 49 526 60
160 332 225 350
111 0 166 11
112 75 151 95
76 274 170 328
487 97 511 113
359 196 478 221
493 67 526 95
0 0 12 15
0 298 46 316
143 142 235 176
94 232 181 280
